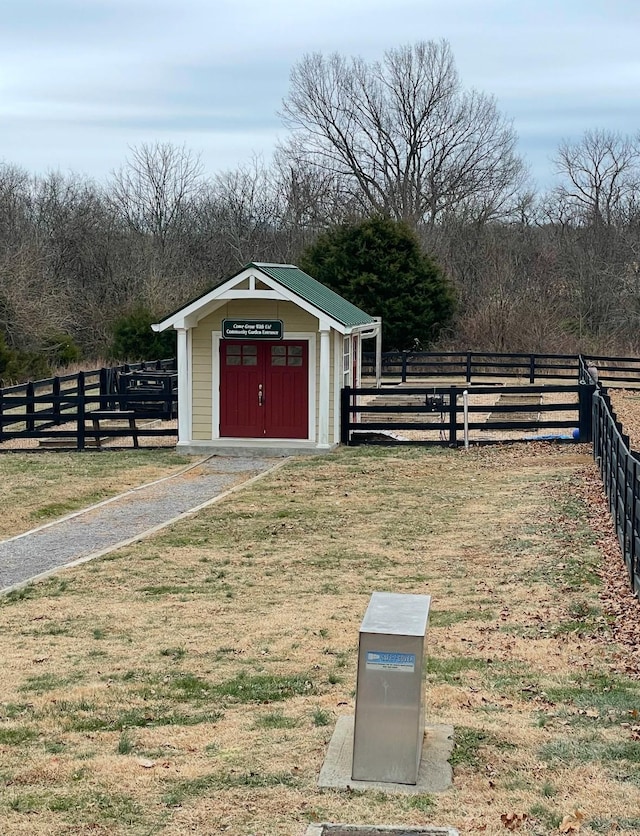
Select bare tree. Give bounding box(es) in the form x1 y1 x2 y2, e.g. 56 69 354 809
0 164 31 250
534 132 640 349
553 129 640 226
109 142 204 252
202 159 282 266
273 153 362 239
280 40 526 228
0 243 74 351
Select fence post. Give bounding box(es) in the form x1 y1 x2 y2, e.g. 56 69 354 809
107 368 117 409
117 371 128 411
623 450 633 578
578 383 595 442
634 463 640 597
625 456 633 578
529 355 535 384
592 390 600 463
52 376 61 424
99 368 109 410
466 352 472 384
340 386 351 445
401 352 408 383
26 382 35 432
0 389 3 442
449 386 458 446
163 376 172 420
77 372 85 451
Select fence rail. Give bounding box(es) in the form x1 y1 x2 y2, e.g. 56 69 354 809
361 350 640 387
591 379 640 596
340 383 594 446
0 359 177 449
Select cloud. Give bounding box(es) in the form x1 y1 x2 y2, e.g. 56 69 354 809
1 0 638 187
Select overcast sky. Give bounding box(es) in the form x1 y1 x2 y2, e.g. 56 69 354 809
1 0 638 192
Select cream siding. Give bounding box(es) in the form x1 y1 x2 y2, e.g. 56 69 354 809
312 330 337 445
222 300 317 329
191 313 215 440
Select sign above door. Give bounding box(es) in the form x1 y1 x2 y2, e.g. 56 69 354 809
222 319 283 340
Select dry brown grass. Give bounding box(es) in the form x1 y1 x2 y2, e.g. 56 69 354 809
1 444 640 835
0 450 190 539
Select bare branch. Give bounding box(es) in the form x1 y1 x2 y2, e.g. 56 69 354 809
280 40 526 227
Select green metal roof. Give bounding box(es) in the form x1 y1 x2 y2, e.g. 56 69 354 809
153 262 378 331
251 262 376 328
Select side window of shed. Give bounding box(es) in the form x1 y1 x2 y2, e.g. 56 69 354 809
343 337 351 385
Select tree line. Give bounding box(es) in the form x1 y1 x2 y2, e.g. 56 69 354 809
1 40 640 381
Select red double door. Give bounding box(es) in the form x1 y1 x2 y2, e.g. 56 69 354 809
219 340 309 438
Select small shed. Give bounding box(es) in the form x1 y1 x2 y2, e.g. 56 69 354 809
152 262 381 455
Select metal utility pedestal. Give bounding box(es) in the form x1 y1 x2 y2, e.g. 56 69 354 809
352 591 431 785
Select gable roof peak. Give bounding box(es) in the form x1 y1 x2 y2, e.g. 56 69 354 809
152 261 378 332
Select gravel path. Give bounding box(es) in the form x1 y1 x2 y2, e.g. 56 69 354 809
0 456 283 592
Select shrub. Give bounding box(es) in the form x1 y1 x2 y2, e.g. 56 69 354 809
111 308 176 362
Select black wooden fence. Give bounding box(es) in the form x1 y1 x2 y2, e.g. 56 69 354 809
0 359 177 449
340 382 595 446
362 350 640 387
589 361 640 595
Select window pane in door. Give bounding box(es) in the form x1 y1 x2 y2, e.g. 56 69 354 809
271 345 286 365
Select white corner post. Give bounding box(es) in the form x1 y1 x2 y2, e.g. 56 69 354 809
374 317 382 389
176 327 191 444
319 327 331 447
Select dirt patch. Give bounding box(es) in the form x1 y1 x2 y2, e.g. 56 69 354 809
487 393 542 424
609 389 640 452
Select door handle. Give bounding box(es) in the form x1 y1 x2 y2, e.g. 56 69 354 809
258 384 263 407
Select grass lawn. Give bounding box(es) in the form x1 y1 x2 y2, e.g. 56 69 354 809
1 444 640 835
0 450 191 539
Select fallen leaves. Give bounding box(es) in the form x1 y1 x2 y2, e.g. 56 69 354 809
560 465 640 678
137 758 155 769
501 812 527 830
559 809 585 832
136 758 171 769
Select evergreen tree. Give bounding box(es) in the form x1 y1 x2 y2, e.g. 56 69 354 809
301 216 455 350
111 308 176 361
